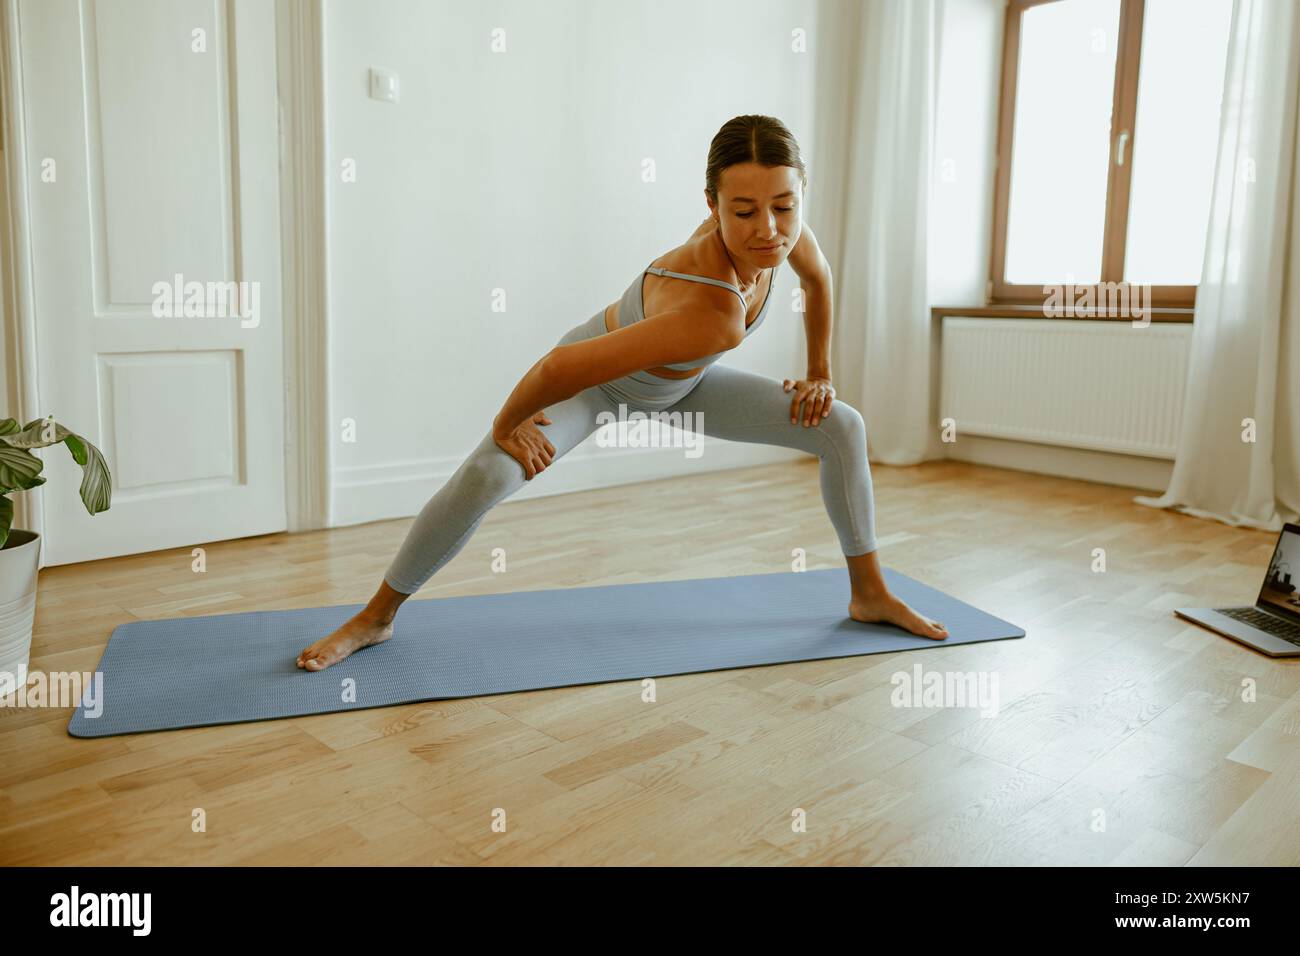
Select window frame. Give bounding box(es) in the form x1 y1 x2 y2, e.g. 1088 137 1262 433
989 0 1199 310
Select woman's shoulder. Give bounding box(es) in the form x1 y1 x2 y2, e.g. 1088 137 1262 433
649 229 741 291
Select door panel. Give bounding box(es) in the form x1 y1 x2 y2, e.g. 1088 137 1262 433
20 0 284 565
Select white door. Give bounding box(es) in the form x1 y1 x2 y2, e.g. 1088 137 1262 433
19 0 284 565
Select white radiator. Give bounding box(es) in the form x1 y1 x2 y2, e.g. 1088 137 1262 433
939 317 1192 459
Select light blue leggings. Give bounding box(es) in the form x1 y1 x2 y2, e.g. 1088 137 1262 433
383 309 878 594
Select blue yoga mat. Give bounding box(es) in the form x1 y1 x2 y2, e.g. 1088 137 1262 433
67 567 1024 738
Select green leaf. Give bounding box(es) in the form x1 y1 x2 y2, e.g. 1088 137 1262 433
6 416 68 450
63 432 88 467
0 416 111 515
0 443 44 491
0 495 12 549
74 438 111 514
0 473 45 497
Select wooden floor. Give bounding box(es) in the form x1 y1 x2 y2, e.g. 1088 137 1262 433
2 457 1297 866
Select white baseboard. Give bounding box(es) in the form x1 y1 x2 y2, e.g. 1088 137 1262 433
331 435 808 528
332 431 1171 530
945 434 1173 492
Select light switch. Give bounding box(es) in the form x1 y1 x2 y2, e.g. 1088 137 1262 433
368 67 399 104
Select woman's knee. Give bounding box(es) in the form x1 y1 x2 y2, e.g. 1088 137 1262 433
818 400 867 454
457 436 527 503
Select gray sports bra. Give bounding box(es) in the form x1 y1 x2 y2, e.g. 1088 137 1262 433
614 258 779 370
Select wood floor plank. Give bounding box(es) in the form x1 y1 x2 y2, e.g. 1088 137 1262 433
2 458 1294 865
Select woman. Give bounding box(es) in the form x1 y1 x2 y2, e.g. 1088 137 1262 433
298 115 948 672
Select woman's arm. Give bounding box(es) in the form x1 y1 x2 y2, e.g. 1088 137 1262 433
803 281 832 381
492 305 740 439
492 353 555 439
786 222 834 380
492 216 743 438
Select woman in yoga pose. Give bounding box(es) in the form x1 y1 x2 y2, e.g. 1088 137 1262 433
298 114 947 672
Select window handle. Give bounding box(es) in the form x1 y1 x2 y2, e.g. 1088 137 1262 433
1115 129 1130 167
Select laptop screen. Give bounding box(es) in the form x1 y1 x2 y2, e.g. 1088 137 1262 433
1258 523 1300 621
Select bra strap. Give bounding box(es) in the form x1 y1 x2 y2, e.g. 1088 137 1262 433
645 266 747 306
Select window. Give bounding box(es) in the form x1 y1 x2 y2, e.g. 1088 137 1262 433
991 0 1233 311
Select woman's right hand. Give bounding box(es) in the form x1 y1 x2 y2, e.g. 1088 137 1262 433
493 411 556 480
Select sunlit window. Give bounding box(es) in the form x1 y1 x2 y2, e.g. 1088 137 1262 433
994 0 1233 308
1005 0 1120 284
1124 0 1234 285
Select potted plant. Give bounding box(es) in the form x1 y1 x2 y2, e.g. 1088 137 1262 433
0 416 111 692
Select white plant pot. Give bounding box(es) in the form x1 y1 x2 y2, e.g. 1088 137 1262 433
0 528 41 692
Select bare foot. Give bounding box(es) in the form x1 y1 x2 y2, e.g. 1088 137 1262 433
296 613 394 671
848 593 949 640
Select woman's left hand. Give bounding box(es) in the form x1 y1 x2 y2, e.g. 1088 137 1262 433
783 377 835 427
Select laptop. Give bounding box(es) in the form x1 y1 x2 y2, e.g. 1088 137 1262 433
1174 521 1300 657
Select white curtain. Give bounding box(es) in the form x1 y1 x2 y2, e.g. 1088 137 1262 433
1134 0 1300 531
834 0 939 465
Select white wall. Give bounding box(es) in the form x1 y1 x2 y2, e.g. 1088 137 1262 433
323 0 827 526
